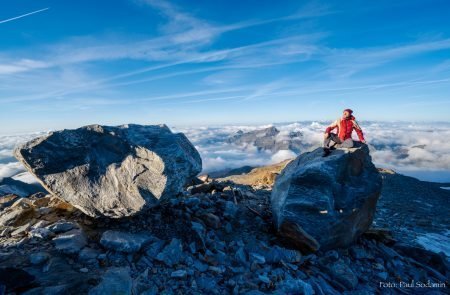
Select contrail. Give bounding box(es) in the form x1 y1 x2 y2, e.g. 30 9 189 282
0 7 49 24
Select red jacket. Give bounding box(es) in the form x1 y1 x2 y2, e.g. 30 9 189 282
325 116 365 141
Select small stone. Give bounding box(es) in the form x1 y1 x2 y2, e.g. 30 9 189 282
100 230 153 253
27 285 69 294
196 275 217 291
277 278 314 294
0 227 11 237
235 247 247 265
199 213 221 229
188 242 197 254
224 201 238 219
184 197 200 208
262 245 302 264
144 239 166 259
378 243 400 259
11 223 31 237
98 254 107 261
155 238 183 267
226 279 236 288
171 270 187 278
225 222 233 233
30 252 50 265
79 247 101 261
258 275 271 284
349 246 372 260
309 276 339 295
53 229 87 254
324 259 358 290
47 221 76 233
0 198 35 227
377 272 388 280
325 250 339 261
373 262 385 271
89 267 132 295
29 227 53 239
198 175 210 182
31 220 49 229
208 265 225 273
80 268 89 273
249 252 266 264
193 260 209 272
191 221 206 248
188 183 217 195
0 194 20 209
38 207 52 215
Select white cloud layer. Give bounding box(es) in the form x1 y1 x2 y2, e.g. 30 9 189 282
176 121 450 181
1 122 449 184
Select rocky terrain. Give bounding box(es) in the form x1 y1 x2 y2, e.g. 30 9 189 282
216 160 292 187
0 124 448 294
227 127 303 153
0 174 44 198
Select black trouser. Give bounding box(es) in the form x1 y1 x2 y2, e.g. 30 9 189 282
323 133 354 149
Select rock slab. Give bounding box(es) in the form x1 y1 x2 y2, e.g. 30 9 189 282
100 230 153 253
14 124 202 218
271 143 382 252
53 229 87 254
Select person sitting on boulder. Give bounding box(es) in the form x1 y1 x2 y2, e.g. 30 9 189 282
323 108 366 157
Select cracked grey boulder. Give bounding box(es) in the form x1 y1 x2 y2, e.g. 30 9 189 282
271 143 382 252
14 124 202 218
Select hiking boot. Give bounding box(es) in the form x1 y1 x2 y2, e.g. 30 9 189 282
322 148 331 157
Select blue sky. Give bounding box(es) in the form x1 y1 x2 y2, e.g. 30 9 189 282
1 0 450 133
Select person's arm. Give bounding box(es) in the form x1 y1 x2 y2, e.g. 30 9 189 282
352 120 366 143
325 120 338 135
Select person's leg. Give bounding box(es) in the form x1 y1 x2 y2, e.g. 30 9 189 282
323 135 332 148
323 133 341 147
323 133 341 156
328 134 341 149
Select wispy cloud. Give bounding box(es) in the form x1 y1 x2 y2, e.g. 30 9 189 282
0 58 49 74
0 0 327 76
0 34 322 103
242 80 288 101
322 38 450 78
1 0 449 127
0 7 49 24
165 77 450 106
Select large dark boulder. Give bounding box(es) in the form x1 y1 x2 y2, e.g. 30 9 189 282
271 143 382 252
14 124 202 218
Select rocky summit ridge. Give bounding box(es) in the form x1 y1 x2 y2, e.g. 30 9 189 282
0 124 448 294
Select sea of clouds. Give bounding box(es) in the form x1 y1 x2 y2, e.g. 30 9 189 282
175 121 450 182
1 121 450 184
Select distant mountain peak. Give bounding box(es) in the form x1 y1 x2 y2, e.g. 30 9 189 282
227 126 303 153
